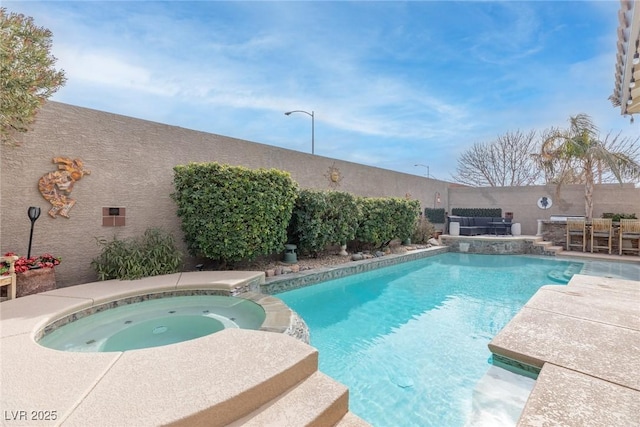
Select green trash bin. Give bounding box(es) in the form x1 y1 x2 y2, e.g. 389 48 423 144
283 244 297 263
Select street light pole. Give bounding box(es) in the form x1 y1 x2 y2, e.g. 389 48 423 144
285 110 314 155
414 163 429 178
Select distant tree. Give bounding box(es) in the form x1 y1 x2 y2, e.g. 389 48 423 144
535 113 640 219
451 130 542 186
1 8 66 144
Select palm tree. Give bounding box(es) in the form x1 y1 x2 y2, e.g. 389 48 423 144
537 114 640 219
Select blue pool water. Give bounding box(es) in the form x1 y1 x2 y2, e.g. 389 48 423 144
277 253 588 426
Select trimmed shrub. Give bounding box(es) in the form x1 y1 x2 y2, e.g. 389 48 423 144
288 190 359 256
355 197 420 248
91 228 183 280
172 162 298 265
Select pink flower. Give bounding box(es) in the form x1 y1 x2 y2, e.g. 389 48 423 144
1 252 61 275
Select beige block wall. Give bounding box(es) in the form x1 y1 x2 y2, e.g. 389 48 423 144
3 102 638 287
448 184 640 235
1 102 448 287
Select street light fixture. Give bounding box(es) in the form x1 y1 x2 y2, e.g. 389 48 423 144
285 110 314 155
414 163 430 178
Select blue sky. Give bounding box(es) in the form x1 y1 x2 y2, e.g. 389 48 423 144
6 1 636 180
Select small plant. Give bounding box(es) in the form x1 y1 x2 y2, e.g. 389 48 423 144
411 217 436 244
1 252 61 275
602 213 637 222
91 228 183 280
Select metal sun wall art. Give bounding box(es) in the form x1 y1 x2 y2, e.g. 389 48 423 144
38 157 91 218
324 163 343 188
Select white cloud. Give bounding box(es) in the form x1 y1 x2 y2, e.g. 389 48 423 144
8 0 635 179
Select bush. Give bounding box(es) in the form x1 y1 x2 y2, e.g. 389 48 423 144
354 197 420 248
172 162 298 265
412 217 436 244
602 212 637 222
91 228 183 280
288 190 359 256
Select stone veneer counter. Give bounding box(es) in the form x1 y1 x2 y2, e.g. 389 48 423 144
440 234 553 255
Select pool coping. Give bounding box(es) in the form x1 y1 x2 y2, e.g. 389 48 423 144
1 270 305 342
262 245 449 294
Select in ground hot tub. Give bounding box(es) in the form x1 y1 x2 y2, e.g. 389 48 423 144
38 293 266 352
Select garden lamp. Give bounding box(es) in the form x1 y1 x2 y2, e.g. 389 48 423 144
27 206 41 259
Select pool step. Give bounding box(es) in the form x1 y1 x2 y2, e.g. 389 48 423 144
334 411 371 426
467 365 536 427
228 371 352 427
533 240 564 255
547 263 584 284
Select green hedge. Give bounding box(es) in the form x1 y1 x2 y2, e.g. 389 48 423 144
172 162 423 262
451 208 502 217
172 162 298 265
355 197 420 247
425 207 445 223
288 190 360 256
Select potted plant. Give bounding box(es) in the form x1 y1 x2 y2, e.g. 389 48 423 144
1 252 61 297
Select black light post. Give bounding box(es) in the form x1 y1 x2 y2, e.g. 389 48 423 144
285 110 315 154
27 206 41 259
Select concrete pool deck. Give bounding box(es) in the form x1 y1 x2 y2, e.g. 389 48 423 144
489 273 640 426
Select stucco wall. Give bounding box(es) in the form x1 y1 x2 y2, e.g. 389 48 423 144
2 102 638 287
1 102 448 287
448 184 640 235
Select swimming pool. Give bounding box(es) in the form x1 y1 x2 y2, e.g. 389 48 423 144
277 253 621 426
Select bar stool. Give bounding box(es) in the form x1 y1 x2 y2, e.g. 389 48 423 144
591 218 613 254
566 219 586 252
619 219 640 255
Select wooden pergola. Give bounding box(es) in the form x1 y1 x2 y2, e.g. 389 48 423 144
611 0 640 118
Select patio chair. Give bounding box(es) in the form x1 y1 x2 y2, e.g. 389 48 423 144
619 218 640 256
590 218 613 254
566 219 586 252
